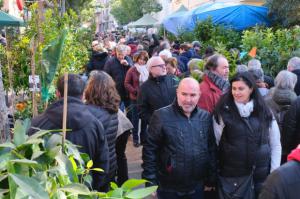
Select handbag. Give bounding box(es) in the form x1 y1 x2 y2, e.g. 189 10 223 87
218 118 261 199
218 168 255 199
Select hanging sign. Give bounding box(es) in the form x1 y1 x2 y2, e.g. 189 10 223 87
29 75 40 92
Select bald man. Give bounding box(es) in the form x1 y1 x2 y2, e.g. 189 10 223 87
142 78 217 199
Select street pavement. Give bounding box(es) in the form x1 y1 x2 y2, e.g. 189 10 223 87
126 135 154 199
126 135 143 179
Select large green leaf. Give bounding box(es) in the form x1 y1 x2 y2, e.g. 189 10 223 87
0 189 9 196
121 179 148 191
10 159 38 166
125 186 158 199
0 142 15 149
55 151 78 182
0 152 11 170
13 119 30 146
45 134 62 150
9 173 49 199
15 187 29 199
110 182 118 190
23 138 44 145
52 190 67 199
31 150 45 160
66 141 84 165
59 183 91 195
0 174 7 182
107 188 123 198
28 129 50 140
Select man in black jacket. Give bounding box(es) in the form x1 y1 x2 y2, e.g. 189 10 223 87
259 145 300 199
29 74 109 192
142 78 217 199
104 44 132 110
138 56 178 126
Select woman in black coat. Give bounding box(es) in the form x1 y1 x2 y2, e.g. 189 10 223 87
213 72 281 198
85 71 120 190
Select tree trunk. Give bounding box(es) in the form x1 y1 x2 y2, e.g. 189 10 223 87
0 65 9 143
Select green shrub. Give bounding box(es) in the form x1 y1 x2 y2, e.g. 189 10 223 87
241 26 300 76
0 119 157 198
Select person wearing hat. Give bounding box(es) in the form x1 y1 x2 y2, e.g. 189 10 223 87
138 56 179 126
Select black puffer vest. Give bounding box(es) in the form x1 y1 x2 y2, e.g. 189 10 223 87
218 104 271 183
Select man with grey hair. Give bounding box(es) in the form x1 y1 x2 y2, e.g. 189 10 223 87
287 56 300 95
248 58 262 70
248 58 274 88
138 56 178 125
249 68 269 96
104 44 132 109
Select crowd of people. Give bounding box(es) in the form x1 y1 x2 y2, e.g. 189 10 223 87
28 32 300 199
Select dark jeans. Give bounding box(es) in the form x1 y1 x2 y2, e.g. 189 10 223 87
140 119 147 145
130 100 139 144
115 130 130 186
130 100 147 144
157 184 204 199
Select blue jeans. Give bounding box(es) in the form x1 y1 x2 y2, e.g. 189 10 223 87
157 184 204 199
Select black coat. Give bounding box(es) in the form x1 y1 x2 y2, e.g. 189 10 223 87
178 51 191 72
87 51 109 72
259 161 300 199
87 105 118 179
104 56 131 101
292 69 300 95
29 97 109 192
138 75 178 124
282 97 300 157
142 101 217 191
218 103 271 188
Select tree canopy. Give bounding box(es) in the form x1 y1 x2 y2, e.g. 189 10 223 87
266 0 300 27
110 0 162 25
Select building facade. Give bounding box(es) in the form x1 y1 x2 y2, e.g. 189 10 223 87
96 0 117 33
3 0 23 18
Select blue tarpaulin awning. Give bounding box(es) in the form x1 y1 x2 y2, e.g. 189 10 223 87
163 2 270 35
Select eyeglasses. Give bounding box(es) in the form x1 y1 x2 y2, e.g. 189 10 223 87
151 64 166 68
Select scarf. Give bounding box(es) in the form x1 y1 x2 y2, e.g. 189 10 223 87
234 100 254 118
135 63 149 84
206 70 230 93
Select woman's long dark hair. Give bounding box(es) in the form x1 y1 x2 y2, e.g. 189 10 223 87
214 72 273 126
85 71 121 113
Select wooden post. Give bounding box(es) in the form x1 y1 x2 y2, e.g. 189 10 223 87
62 73 68 150
0 64 8 143
30 39 38 117
37 1 45 109
5 28 14 128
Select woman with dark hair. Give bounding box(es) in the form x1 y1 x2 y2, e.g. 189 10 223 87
213 72 281 198
85 71 121 190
